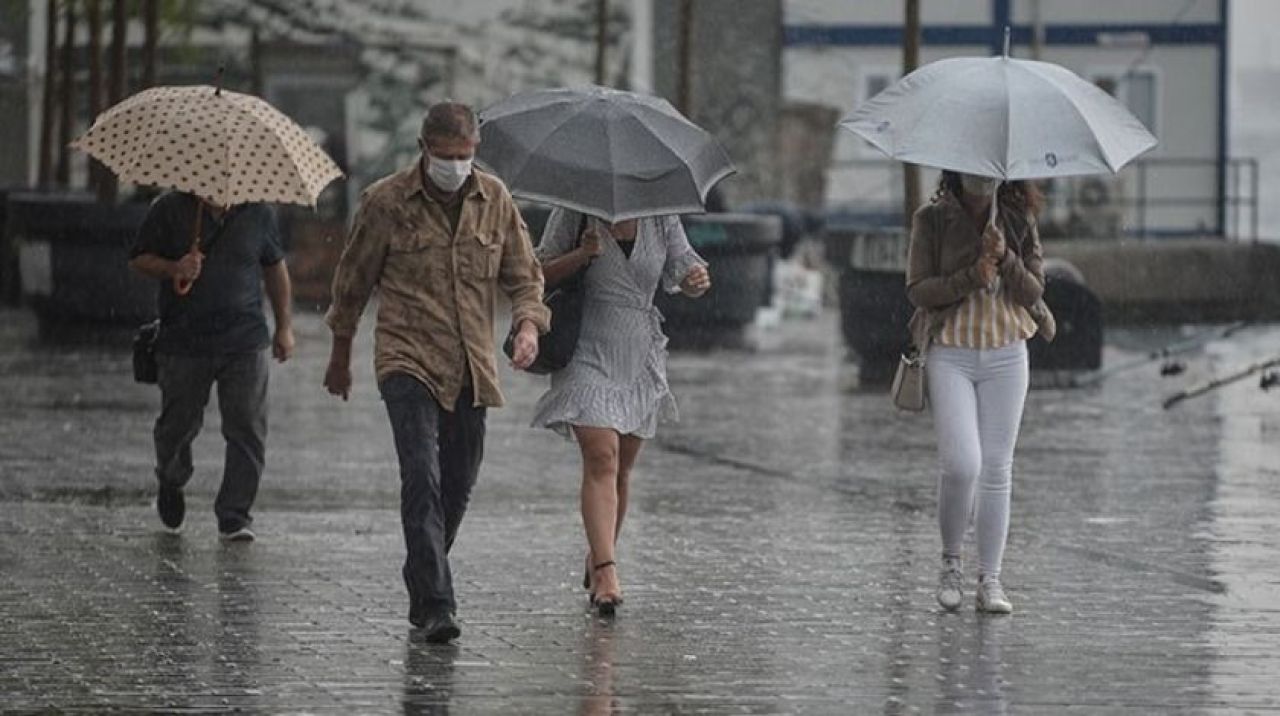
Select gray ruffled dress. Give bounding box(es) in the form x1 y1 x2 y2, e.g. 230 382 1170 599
530 208 707 439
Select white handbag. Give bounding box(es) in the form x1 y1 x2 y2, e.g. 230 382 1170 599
890 345 927 412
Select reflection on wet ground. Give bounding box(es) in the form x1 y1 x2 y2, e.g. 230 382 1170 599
2 308 1279 712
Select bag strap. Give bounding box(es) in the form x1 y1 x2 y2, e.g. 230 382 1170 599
545 211 594 292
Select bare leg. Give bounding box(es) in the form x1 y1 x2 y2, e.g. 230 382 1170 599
574 425 622 603
614 434 644 542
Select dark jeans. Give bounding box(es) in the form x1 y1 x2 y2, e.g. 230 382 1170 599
379 373 486 618
154 350 268 532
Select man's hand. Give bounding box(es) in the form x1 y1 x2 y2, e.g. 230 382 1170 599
324 359 352 400
680 264 712 297
172 251 203 283
981 223 1006 260
272 326 295 363
509 320 540 371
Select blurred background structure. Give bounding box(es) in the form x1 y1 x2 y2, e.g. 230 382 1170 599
2 1 1280 365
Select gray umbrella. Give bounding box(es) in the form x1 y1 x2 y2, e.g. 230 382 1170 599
477 85 735 222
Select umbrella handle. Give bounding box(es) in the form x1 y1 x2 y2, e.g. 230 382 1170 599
984 181 1003 292
987 181 1001 228
174 199 205 297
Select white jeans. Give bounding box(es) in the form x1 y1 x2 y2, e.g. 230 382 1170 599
926 341 1029 578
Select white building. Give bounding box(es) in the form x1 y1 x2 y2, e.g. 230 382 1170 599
783 0 1241 239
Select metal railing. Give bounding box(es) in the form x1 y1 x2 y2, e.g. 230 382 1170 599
824 157 1259 241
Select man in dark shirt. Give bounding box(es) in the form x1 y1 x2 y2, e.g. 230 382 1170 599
129 191 294 541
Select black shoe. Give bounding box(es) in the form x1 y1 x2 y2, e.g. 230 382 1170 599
418 612 461 644
590 560 623 617
156 486 184 530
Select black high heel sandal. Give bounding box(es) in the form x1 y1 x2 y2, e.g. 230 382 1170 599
590 560 623 616
582 554 592 591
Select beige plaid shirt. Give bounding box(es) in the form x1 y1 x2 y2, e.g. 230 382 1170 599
325 161 550 409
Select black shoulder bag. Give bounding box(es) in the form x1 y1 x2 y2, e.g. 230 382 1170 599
505 213 591 375
132 320 161 384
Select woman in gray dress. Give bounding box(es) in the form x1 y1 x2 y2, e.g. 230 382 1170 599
532 207 711 615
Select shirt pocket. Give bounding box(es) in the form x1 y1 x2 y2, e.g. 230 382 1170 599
463 231 503 280
386 220 451 283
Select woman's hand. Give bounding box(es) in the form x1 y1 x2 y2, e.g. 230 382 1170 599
981 223 1006 260
680 264 711 297
577 228 604 260
975 255 999 288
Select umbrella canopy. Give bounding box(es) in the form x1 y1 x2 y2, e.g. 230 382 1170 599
72 84 343 207
476 85 735 222
840 54 1158 180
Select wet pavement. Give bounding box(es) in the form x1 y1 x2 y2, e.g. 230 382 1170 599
2 307 1280 713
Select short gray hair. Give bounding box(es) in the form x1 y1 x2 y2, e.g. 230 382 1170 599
420 102 479 143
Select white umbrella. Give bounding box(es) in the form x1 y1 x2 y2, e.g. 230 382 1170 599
840 34 1157 182
73 84 342 208
72 80 343 294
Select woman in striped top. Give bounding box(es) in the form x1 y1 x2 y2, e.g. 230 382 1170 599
905 170 1051 615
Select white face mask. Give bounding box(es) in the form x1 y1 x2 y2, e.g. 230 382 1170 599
960 173 997 197
426 155 472 192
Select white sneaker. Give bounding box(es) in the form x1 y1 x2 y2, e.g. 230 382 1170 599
976 577 1013 614
936 567 964 611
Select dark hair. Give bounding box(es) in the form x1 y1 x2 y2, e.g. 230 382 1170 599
420 102 479 143
934 170 1045 219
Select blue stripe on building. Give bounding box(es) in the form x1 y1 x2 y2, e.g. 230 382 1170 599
783 23 1223 49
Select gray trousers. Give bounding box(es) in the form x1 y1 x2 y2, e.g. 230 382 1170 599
379 373 486 619
154 350 269 532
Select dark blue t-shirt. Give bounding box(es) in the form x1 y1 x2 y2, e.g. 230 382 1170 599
130 192 285 355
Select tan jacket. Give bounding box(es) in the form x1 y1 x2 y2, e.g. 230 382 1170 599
325 161 551 409
906 193 1055 349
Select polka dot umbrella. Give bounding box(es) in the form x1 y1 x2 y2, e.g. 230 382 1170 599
71 81 343 294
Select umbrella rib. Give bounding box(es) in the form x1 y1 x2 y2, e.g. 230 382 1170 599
893 61 996 163
230 96 338 206
118 89 200 189
619 105 719 184
1002 59 1013 179
1018 64 1121 172
220 93 244 205
499 100 601 187
605 109 623 220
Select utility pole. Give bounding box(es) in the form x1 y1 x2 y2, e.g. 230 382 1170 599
103 0 126 201
676 0 693 116
108 0 125 104
1029 0 1044 60
38 0 57 187
87 0 106 197
55 0 75 187
594 0 608 85
142 0 157 89
902 0 921 228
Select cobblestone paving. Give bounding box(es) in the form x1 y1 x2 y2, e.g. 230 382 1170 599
2 309 1279 713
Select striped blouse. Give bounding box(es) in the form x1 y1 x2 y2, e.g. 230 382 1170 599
935 280 1037 349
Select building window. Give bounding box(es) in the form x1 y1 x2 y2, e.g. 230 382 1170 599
862 70 894 101
852 66 899 157
1089 67 1161 137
